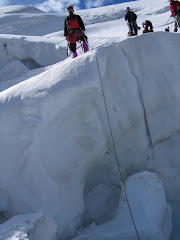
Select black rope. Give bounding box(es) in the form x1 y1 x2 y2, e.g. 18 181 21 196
95 56 141 240
153 17 174 29
67 40 69 56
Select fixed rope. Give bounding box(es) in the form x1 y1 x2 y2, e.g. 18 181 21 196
95 56 141 240
153 17 174 28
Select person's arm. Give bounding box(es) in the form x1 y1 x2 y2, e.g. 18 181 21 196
170 4 175 16
125 13 128 21
77 15 85 31
170 2 180 17
64 18 68 36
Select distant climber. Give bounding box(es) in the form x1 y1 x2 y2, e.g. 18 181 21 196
169 0 180 32
125 7 138 36
142 20 154 33
64 5 89 58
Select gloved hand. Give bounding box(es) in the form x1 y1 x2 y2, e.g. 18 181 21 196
65 36 68 40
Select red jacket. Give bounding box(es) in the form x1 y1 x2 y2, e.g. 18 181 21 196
64 14 85 36
170 1 180 16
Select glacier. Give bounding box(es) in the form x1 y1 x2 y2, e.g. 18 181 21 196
0 1 180 240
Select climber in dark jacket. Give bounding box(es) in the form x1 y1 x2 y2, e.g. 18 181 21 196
142 20 154 33
125 7 138 36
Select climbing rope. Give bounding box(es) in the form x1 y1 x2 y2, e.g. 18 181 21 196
95 56 141 240
153 17 174 29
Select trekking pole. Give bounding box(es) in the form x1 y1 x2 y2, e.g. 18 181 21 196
66 37 69 56
67 41 69 56
165 16 171 25
170 21 173 31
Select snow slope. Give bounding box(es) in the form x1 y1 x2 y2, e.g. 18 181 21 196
0 0 171 36
0 0 180 240
0 5 43 14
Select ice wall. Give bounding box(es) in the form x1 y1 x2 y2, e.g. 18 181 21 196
0 32 180 239
0 35 67 70
97 32 180 239
0 52 111 238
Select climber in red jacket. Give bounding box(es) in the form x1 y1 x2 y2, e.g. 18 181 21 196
64 6 88 58
169 0 180 32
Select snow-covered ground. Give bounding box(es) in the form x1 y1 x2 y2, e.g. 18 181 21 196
0 0 180 240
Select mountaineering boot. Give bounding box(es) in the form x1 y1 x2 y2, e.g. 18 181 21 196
83 41 89 52
72 52 78 58
174 27 177 32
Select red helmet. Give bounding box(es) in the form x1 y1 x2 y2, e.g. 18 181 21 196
67 5 74 10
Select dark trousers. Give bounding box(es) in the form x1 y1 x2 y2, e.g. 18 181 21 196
174 14 180 31
128 21 138 36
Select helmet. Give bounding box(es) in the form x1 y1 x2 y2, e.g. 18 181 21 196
126 7 130 10
67 5 74 10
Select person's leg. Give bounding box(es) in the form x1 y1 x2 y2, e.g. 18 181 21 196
150 26 154 32
79 34 89 52
69 35 76 52
80 34 88 41
133 22 138 35
128 22 133 36
174 16 178 32
176 14 180 30
68 35 78 58
69 43 76 52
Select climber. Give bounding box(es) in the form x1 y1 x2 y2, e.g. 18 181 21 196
142 20 154 33
125 7 138 36
64 5 89 58
169 0 180 32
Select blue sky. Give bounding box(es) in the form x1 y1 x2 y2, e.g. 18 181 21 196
0 0 136 13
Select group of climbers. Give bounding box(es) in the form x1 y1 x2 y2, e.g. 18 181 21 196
124 7 154 35
64 0 180 58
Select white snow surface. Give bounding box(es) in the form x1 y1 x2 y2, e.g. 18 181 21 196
0 5 44 14
0 0 180 240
